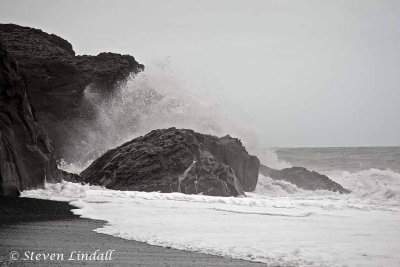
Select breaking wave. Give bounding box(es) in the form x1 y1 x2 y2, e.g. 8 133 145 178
254 175 305 196
254 169 400 205
326 168 400 202
63 63 261 172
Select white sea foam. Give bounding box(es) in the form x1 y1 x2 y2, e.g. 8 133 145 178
22 178 400 267
326 168 400 203
253 170 400 211
253 174 304 196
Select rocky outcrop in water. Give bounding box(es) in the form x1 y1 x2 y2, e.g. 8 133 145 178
81 128 260 197
259 164 350 193
0 24 144 161
60 170 83 184
0 43 61 196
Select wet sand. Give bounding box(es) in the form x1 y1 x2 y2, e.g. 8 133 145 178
0 197 265 266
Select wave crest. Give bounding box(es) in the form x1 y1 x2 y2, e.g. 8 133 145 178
326 168 400 202
254 168 400 205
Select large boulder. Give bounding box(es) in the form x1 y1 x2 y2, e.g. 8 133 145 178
259 164 350 193
81 128 260 196
0 43 61 196
0 24 144 161
191 133 260 191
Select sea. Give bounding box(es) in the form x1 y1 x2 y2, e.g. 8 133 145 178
275 146 400 173
24 146 400 267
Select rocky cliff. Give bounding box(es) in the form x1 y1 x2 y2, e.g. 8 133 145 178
0 43 61 196
259 164 350 193
81 128 260 197
0 24 144 161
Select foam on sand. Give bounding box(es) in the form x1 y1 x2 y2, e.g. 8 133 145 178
23 179 400 267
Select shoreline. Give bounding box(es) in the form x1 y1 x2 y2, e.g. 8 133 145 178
0 197 265 266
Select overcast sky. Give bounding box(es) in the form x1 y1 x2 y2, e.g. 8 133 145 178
1 0 399 147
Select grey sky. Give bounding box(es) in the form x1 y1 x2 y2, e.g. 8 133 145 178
1 0 399 147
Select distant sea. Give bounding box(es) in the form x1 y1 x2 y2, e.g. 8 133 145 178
274 146 400 173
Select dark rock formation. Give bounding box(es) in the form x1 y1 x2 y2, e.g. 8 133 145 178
259 164 350 193
0 24 144 161
0 43 61 196
81 128 260 197
1 184 21 197
60 170 83 184
190 132 260 191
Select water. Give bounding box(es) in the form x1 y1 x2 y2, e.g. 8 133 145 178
275 146 400 173
260 147 400 203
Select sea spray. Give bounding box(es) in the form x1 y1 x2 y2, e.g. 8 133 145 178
325 168 400 202
61 63 262 172
257 149 292 170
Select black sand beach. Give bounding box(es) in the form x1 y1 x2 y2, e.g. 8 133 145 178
0 198 265 266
